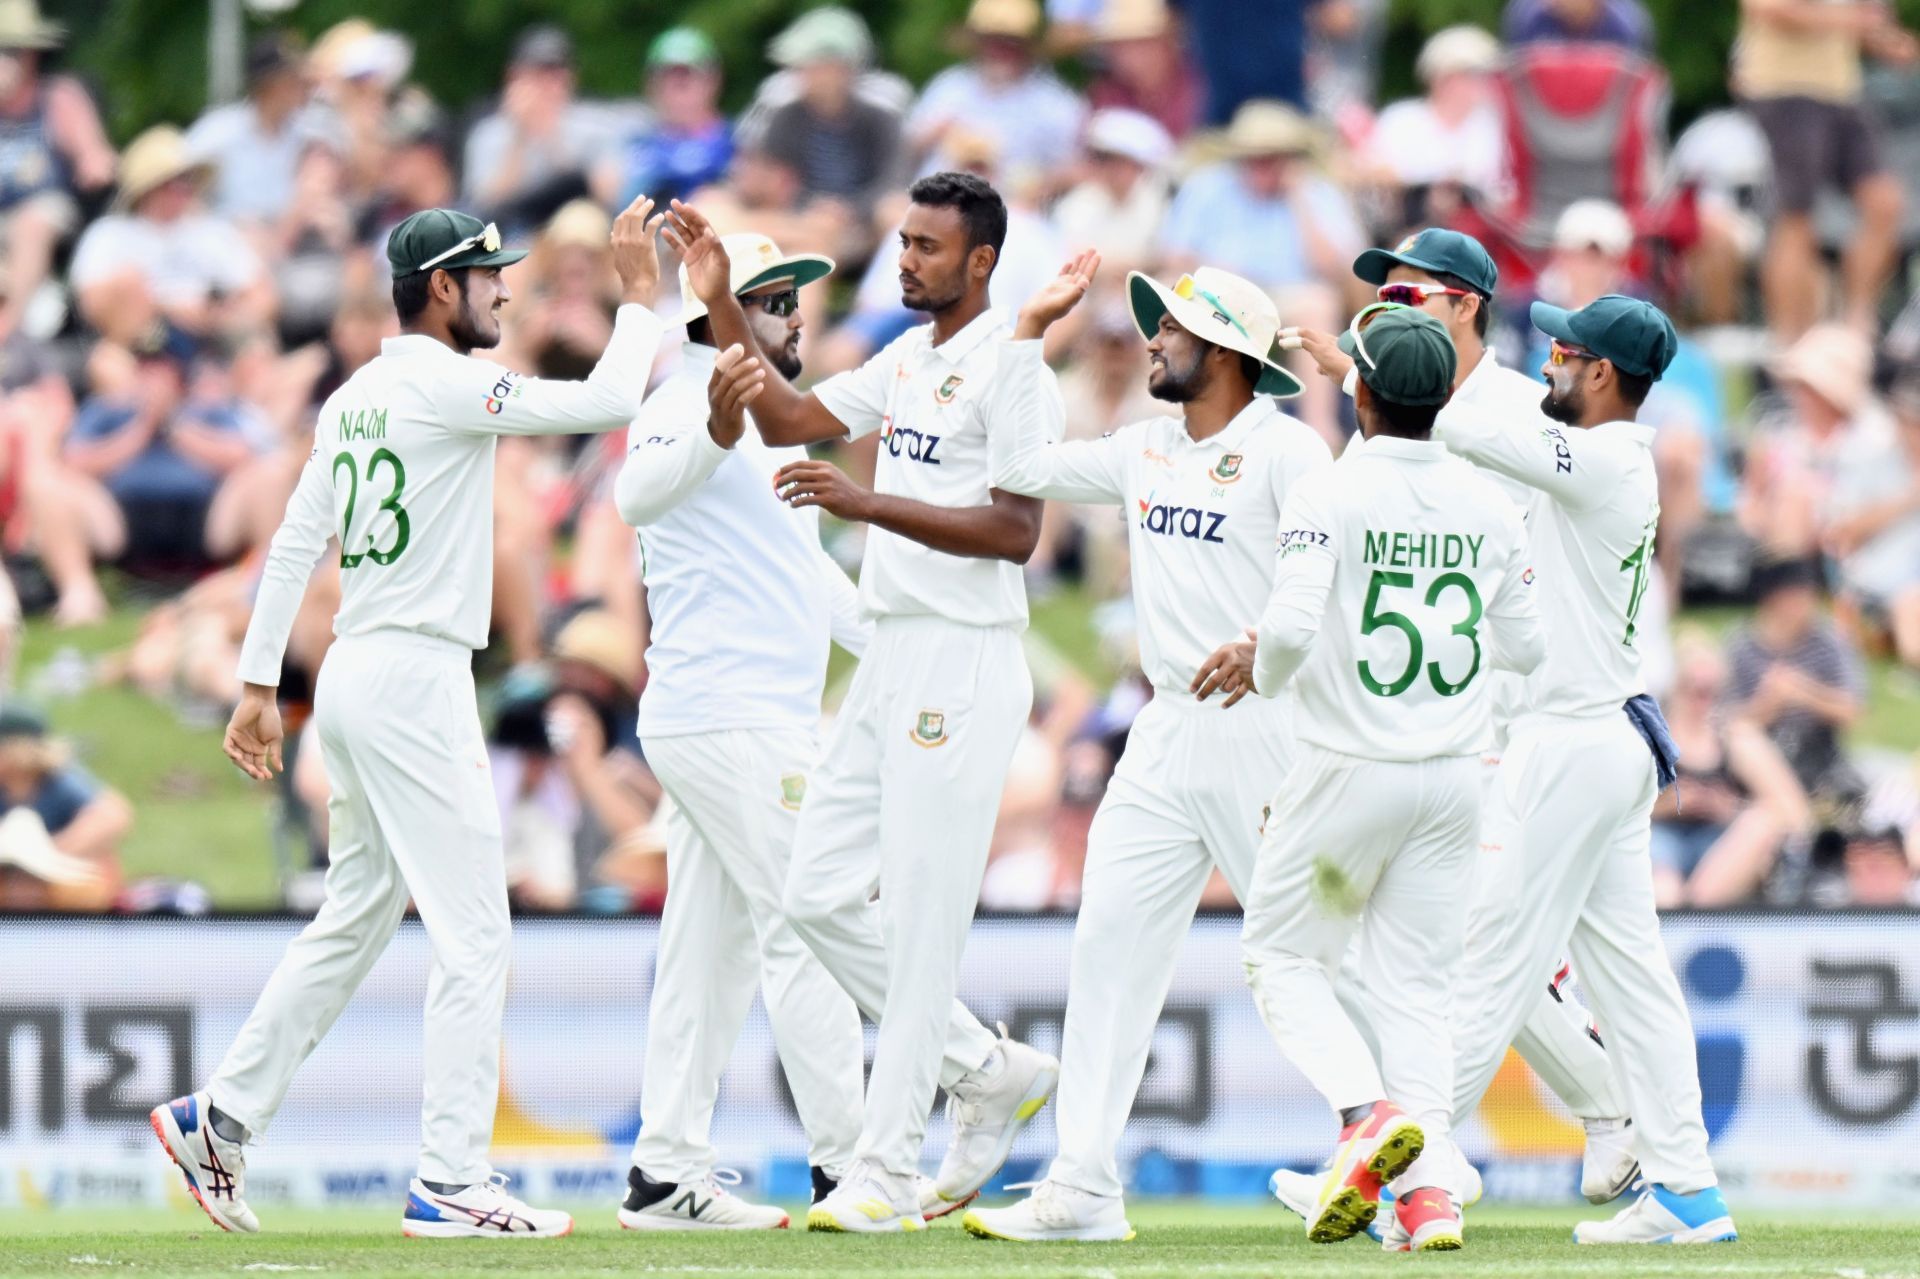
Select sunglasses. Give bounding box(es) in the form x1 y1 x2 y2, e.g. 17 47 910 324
1375 282 1470 307
1172 273 1250 340
416 222 502 274
750 289 800 318
1549 338 1599 366
1346 300 1408 370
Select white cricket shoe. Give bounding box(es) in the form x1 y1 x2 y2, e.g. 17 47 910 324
618 1167 789 1231
931 1026 1059 1209
1574 1184 1737 1245
1269 1167 1321 1222
806 1160 924 1233
1581 1117 1641 1203
151 1093 258 1233
962 1180 1134 1242
917 1174 975 1221
401 1175 573 1238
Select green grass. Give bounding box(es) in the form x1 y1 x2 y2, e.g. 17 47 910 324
1 1204 1915 1278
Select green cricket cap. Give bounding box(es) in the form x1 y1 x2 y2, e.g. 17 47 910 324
647 26 718 70
1337 307 1458 407
1529 293 1678 380
386 208 527 277
1354 227 1498 298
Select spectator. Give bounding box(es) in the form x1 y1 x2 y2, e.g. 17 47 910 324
1364 25 1507 224
309 20 414 205
1085 0 1205 142
685 144 850 264
0 1 115 342
1825 369 1920 671
1668 100 1773 325
1049 108 1173 273
184 32 335 229
1172 0 1319 123
68 126 273 346
1503 0 1655 51
1736 0 1919 338
0 706 130 911
907 0 1086 185
1309 0 1391 126
1839 825 1919 905
463 24 614 231
63 328 264 568
1161 101 1365 298
1726 558 1867 806
1650 632 1809 907
736 8 914 146
1741 323 1891 560
592 27 731 212
755 9 904 231
353 90 455 291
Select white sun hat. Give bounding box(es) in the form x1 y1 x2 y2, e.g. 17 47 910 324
678 233 835 323
1126 267 1303 397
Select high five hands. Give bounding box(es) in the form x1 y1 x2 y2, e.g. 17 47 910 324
1014 249 1102 341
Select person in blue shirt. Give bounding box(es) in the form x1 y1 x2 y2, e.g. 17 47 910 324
1503 0 1655 53
0 706 130 911
594 28 732 210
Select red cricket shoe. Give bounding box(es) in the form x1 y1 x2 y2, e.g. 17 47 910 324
1307 1102 1425 1244
1395 1186 1463 1251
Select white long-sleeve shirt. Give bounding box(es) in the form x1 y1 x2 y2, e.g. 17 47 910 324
1253 434 1544 762
236 303 666 686
1434 408 1660 720
995 340 1332 695
616 342 869 738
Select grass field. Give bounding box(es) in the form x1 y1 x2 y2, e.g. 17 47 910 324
2 1203 1916 1279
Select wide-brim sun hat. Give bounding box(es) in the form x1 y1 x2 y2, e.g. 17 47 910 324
1222 99 1317 159
113 126 214 212
0 0 65 50
679 233 835 323
1127 266 1303 398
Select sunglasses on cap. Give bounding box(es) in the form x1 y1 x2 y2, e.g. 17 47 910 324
748 288 800 318
417 222 502 273
1376 281 1471 307
1172 273 1250 340
1549 338 1599 366
1346 300 1409 371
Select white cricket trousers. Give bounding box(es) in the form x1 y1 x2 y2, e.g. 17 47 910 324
783 616 1028 1179
1048 691 1294 1201
1451 711 1716 1193
207 631 507 1185
1243 746 1482 1192
631 728 864 1182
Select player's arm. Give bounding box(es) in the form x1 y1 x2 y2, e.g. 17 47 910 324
227 447 338 779
665 201 851 446
1432 407 1617 511
1482 510 1547 677
816 548 873 658
1253 491 1338 696
615 346 765 527
990 335 1128 505
773 460 1043 563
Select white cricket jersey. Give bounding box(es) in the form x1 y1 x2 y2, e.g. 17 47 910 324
236 304 667 686
811 308 1033 629
995 339 1332 693
1434 410 1661 719
615 341 870 739
1253 434 1545 761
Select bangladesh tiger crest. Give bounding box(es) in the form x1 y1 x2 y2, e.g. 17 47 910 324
910 710 949 748
934 374 964 404
779 772 807 811
1212 452 1243 484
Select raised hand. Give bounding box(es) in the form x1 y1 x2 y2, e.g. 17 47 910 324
1276 324 1354 383
706 344 765 449
223 685 285 781
610 194 670 305
662 199 733 305
1014 249 1102 340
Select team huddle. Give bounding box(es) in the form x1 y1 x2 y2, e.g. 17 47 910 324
146 167 1735 1253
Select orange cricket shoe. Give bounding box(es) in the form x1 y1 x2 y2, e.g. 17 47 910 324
1307 1101 1425 1244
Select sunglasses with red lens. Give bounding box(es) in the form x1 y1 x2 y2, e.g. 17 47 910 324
1375 282 1471 307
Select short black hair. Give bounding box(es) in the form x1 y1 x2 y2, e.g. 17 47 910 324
1430 269 1491 339
392 265 467 325
1367 391 1441 439
1237 351 1264 388
1614 366 1654 408
907 171 1008 265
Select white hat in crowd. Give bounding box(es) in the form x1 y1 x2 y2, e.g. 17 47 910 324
1554 199 1636 258
1417 25 1502 83
1085 108 1173 171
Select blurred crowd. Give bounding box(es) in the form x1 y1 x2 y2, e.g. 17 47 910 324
1 0 1919 913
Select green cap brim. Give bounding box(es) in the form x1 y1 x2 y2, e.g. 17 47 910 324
433 247 529 273
1126 272 1304 400
741 256 834 295
1527 301 1580 348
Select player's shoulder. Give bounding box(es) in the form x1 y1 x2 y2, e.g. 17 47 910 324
1258 406 1335 462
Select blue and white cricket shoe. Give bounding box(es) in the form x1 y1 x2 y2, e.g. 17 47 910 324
1269 1166 1392 1243
150 1092 258 1233
403 1174 573 1238
1574 1184 1737 1244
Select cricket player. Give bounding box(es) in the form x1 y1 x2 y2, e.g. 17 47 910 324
962 266 1331 1243
152 200 670 1238
1234 306 1546 1252
608 235 868 1230
1276 228 1642 1209
662 179 1067 1232
1436 296 1736 1245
